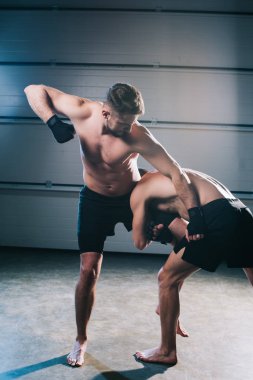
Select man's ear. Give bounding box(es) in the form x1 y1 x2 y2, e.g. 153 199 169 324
101 110 108 118
102 106 111 120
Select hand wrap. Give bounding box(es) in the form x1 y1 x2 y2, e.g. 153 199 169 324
146 210 179 245
187 207 205 236
46 115 75 143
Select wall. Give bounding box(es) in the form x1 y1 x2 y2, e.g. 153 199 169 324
0 6 252 252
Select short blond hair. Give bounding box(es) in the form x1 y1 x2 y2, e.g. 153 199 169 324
106 83 145 115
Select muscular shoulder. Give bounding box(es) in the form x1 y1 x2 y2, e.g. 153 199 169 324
130 176 150 210
142 172 172 190
132 122 153 138
131 172 160 206
69 97 91 116
141 172 176 197
130 122 161 153
69 99 103 123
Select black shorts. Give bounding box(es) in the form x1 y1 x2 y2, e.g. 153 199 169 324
174 198 253 272
77 186 133 253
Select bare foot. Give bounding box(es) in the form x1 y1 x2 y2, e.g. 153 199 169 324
177 320 189 337
135 346 177 366
155 304 160 315
67 340 87 367
155 306 189 337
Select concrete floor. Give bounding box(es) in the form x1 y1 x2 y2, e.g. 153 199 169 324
0 247 253 380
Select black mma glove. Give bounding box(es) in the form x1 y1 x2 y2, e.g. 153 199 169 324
187 207 205 236
146 210 179 245
146 220 173 245
46 115 75 143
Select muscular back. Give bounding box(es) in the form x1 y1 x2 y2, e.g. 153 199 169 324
132 169 235 220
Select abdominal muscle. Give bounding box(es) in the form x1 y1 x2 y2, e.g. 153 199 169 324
82 157 141 196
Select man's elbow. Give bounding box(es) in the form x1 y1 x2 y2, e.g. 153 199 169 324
134 239 147 250
24 84 44 95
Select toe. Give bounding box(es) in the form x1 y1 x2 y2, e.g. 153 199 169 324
67 356 76 366
135 352 145 361
76 357 84 367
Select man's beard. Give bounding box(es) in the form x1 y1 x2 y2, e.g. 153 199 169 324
106 121 124 137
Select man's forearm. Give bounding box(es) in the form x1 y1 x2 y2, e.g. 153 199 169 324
133 215 148 250
132 201 150 250
24 84 55 122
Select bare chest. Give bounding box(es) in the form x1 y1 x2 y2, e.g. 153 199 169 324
80 133 138 167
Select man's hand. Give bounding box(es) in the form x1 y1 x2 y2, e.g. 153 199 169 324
47 114 76 143
147 222 173 245
186 207 205 241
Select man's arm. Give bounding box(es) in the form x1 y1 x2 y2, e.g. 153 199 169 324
24 85 91 143
130 185 151 250
135 126 205 240
24 84 88 122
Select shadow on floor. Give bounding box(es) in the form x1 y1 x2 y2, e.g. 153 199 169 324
91 365 169 380
88 354 170 380
0 355 68 379
0 353 170 380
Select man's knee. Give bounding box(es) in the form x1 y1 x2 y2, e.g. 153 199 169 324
157 267 181 289
79 252 103 284
243 267 253 286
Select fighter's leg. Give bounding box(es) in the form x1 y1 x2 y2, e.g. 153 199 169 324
67 252 103 367
155 280 189 337
153 218 190 337
240 207 253 286
243 267 253 286
135 249 199 365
